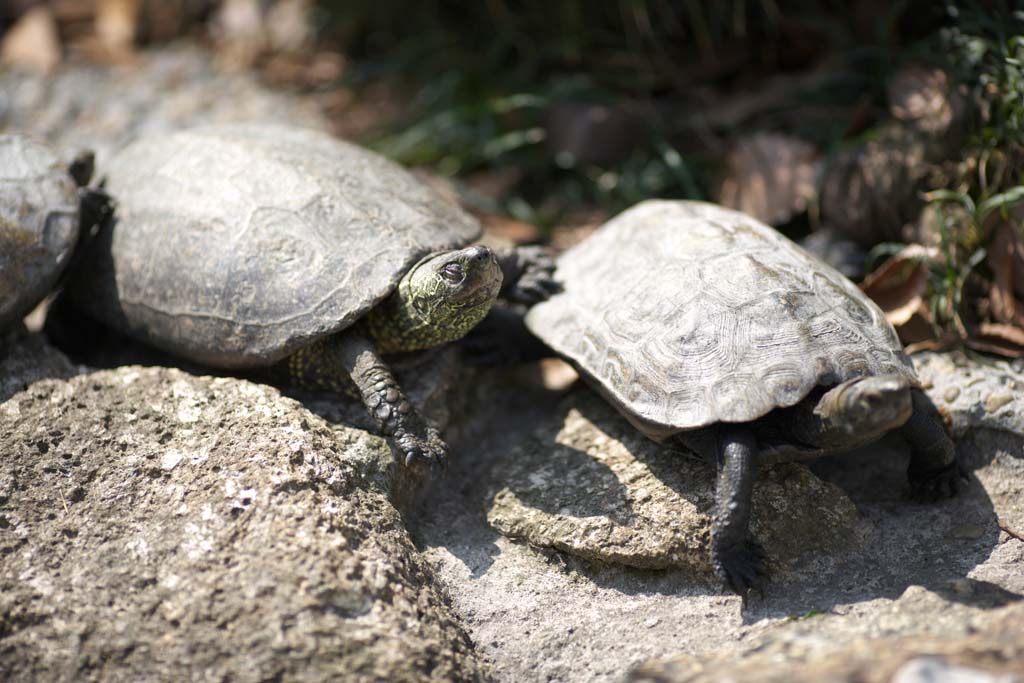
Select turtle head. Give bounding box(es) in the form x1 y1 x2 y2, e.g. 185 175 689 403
368 245 503 353
818 374 913 435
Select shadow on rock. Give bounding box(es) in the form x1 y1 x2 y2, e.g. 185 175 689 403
472 382 1006 617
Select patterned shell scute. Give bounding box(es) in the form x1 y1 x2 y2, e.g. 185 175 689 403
0 135 80 331
526 200 915 433
69 125 481 367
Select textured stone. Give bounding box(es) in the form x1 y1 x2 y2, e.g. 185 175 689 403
0 331 77 403
915 352 1024 445
629 586 1024 683
485 389 866 575
0 359 486 682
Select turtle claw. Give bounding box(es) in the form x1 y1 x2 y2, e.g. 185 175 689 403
908 459 961 502
502 245 561 305
713 537 768 599
394 423 448 474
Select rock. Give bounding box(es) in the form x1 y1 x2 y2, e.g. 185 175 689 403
0 360 486 682
717 132 821 227
0 44 327 161
819 124 929 247
914 352 1024 590
485 390 866 576
0 331 77 403
414 361 1010 683
914 352 1024 450
628 586 1024 683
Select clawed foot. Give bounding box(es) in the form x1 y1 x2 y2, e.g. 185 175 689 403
908 459 963 502
713 537 768 600
502 245 561 304
392 421 448 474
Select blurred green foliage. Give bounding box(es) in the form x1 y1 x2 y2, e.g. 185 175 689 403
313 0 1019 232
315 0 954 227
935 0 1024 192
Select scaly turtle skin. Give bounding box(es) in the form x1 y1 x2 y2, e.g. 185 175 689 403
525 200 959 597
65 124 554 469
0 135 108 332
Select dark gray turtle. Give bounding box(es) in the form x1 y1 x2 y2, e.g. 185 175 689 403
65 124 554 469
524 200 960 596
0 134 108 332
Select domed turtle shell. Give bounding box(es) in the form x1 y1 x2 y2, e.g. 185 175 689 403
67 124 481 368
0 135 82 331
526 200 916 440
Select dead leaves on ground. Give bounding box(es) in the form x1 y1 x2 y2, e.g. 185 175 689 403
860 217 1024 357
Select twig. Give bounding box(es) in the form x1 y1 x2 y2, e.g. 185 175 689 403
58 487 69 515
997 519 1024 542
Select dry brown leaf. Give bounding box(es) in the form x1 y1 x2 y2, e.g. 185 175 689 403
95 0 139 55
859 245 937 326
966 323 1024 358
717 132 821 226
1 5 61 72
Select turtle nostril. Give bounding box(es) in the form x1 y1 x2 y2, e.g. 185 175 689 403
467 245 491 262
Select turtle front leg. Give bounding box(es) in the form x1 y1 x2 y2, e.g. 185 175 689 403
900 388 960 501
493 245 560 304
294 328 448 470
712 428 767 597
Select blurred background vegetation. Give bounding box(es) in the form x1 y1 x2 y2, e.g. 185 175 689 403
312 0 1022 226
2 0 1022 353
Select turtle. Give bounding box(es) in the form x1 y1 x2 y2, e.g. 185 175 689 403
63 124 555 469
521 200 960 596
0 134 110 333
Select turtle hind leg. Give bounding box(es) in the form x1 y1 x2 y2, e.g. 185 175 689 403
711 428 768 598
900 388 961 501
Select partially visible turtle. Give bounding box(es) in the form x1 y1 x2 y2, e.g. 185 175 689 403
64 124 554 469
523 200 960 596
0 134 109 333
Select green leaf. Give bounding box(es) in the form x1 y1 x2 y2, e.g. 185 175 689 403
923 189 977 216
978 185 1024 223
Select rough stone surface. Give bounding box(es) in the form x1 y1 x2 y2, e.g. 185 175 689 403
915 352 1024 459
0 354 486 682
0 44 328 161
416 356 1020 683
629 586 1024 683
484 389 866 574
0 331 77 402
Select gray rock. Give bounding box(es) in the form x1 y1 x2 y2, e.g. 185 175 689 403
0 331 77 402
628 585 1024 683
0 44 328 161
484 389 866 575
418 359 1013 683
0 359 486 682
915 352 1024 461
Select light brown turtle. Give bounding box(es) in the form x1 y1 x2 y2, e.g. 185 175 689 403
524 200 960 595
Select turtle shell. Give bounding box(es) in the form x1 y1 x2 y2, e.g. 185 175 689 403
0 135 81 331
67 124 481 368
526 200 916 440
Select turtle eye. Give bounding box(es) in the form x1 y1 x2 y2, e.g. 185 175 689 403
441 262 464 283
